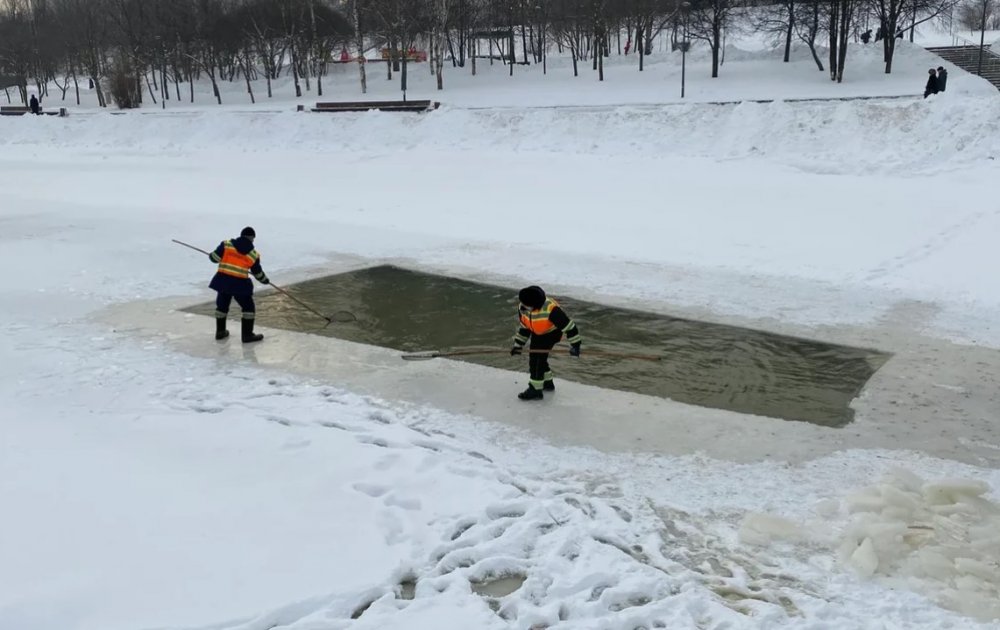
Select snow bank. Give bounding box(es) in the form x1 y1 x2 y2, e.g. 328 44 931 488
2 92 999 175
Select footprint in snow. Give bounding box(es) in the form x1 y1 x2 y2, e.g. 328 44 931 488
384 493 422 511
353 482 390 498
191 404 223 414
356 435 391 448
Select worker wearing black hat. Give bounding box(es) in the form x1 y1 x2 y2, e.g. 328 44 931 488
511 285 581 400
208 226 269 343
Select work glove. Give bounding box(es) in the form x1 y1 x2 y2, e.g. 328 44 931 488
510 346 523 356
260 276 270 284
569 343 581 357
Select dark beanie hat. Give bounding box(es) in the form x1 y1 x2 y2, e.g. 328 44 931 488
240 226 256 238
518 285 546 309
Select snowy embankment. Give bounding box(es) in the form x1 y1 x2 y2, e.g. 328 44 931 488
5 91 1000 175
3 41 1000 630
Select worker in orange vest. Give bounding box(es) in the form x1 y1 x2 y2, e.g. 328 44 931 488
208 226 269 343
511 286 581 400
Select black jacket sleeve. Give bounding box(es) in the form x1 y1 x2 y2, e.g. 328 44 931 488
209 241 224 263
548 306 581 345
513 321 531 347
250 253 268 283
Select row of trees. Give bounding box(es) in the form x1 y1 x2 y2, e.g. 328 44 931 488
0 0 982 108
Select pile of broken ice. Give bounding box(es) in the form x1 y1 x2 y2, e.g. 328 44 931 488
740 468 1000 622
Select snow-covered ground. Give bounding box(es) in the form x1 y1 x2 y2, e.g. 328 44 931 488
2 38 1000 630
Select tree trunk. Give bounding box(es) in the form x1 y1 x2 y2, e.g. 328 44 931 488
94 75 106 107
784 0 794 62
244 54 256 104
436 32 445 89
598 35 604 80
401 56 408 98
805 3 824 72
836 0 852 82
353 0 367 94
143 70 158 105
446 31 458 68
206 60 221 104
637 19 645 71
542 25 547 74
291 45 303 97
978 6 988 76
829 0 839 81
885 35 896 73
711 19 721 77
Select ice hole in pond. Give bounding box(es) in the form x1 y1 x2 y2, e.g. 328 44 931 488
185 265 890 427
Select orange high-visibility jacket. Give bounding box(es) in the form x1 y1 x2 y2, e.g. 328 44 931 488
519 298 560 335
215 241 259 278
513 298 581 347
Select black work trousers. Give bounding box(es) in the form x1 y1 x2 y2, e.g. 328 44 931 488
215 292 256 319
528 330 562 389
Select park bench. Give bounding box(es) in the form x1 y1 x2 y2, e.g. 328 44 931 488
0 105 68 116
310 100 439 113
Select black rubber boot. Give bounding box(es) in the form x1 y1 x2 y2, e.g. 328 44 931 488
241 318 263 343
517 387 544 401
543 380 555 392
215 317 229 340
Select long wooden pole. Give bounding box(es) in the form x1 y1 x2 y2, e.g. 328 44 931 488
173 239 341 324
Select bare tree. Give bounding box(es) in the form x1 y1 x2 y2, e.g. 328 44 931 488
872 0 960 73
688 0 735 77
827 0 861 82
750 0 799 62
365 0 433 91
794 0 825 70
432 0 449 88
550 0 588 76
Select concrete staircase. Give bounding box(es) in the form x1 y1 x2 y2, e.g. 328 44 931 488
925 45 1000 90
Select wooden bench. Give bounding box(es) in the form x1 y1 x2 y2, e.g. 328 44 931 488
311 100 439 113
0 105 68 116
